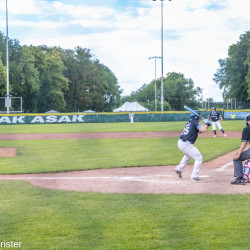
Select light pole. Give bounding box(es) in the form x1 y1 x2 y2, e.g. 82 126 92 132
5 0 10 114
149 56 161 111
153 0 171 111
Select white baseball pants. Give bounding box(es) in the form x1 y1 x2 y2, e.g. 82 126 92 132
176 139 203 178
130 117 134 124
212 120 222 130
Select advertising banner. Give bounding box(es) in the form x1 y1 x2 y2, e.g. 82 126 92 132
224 110 250 120
0 110 235 124
0 114 85 124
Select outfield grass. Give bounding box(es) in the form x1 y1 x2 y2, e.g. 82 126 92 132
0 181 250 250
0 137 240 174
0 120 245 133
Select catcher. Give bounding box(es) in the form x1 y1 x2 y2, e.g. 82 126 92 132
243 160 250 183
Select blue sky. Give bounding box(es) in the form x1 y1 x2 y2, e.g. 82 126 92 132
0 0 249 102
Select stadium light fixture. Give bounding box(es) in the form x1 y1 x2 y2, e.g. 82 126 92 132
152 0 172 111
148 56 161 111
5 0 10 114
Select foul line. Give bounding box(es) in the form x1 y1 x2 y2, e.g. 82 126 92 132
214 161 233 172
0 175 189 184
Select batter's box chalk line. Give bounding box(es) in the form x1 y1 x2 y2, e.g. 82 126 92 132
214 161 233 172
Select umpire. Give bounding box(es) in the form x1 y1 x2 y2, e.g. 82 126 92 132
231 115 250 185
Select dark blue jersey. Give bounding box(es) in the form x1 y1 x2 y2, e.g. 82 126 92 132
242 126 250 143
209 111 221 122
180 119 203 144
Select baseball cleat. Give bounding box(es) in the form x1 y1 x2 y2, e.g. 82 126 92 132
224 133 227 137
213 135 217 138
243 177 249 183
175 169 182 178
190 177 200 181
230 177 245 185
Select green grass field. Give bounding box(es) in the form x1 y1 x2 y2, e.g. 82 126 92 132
0 137 240 174
0 121 249 249
0 120 245 133
1 181 250 249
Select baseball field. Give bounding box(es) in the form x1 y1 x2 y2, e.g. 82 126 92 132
0 120 250 249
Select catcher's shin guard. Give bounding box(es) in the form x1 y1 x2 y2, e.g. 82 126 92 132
243 160 250 183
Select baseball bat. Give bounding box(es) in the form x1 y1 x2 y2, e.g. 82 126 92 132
183 105 205 121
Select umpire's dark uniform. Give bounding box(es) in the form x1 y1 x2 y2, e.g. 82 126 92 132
233 126 250 177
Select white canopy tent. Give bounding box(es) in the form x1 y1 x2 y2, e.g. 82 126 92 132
83 110 96 113
45 110 59 113
113 102 148 112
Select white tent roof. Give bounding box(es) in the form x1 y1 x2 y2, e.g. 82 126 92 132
45 110 59 113
83 110 96 113
113 102 149 112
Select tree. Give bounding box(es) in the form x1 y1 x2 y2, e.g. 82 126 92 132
15 46 40 112
214 31 250 101
0 55 6 96
122 72 201 111
0 32 122 112
63 47 102 111
164 72 202 110
38 48 69 112
94 61 121 111
64 47 121 112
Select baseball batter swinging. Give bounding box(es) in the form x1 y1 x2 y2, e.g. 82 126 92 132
208 107 227 137
175 110 212 181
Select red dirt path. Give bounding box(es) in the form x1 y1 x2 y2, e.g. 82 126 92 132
0 131 249 194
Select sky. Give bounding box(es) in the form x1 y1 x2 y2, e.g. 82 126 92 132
0 0 249 102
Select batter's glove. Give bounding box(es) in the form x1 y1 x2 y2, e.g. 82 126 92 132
204 119 212 127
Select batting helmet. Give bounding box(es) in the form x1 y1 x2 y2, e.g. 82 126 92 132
245 115 250 126
212 107 216 111
190 110 200 120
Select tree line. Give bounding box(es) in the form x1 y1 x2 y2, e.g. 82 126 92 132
122 72 202 111
214 30 250 104
123 30 250 111
0 32 121 113
1 30 248 113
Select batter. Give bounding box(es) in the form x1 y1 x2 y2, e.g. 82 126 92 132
175 111 212 181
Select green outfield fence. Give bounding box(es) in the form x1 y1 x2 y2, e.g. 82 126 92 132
0 109 249 124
